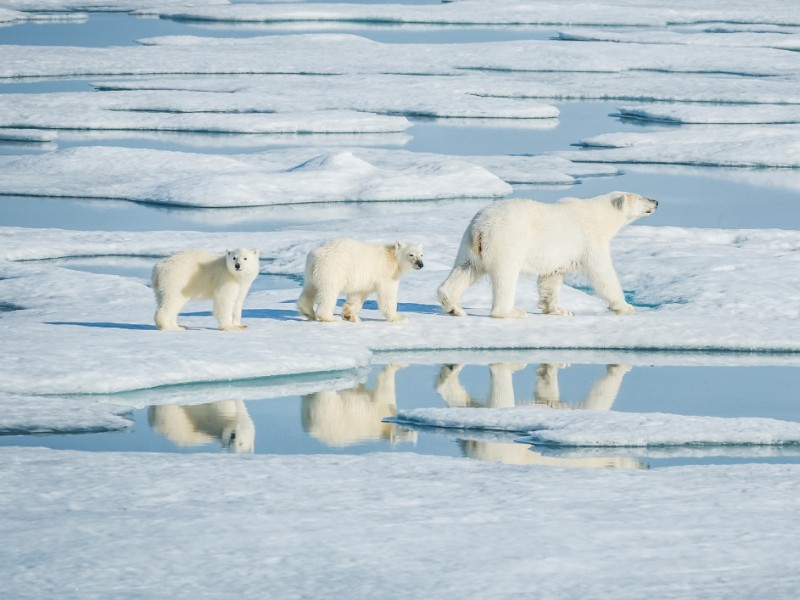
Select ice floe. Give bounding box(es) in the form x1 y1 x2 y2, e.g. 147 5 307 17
0 147 512 206
557 28 800 50
135 0 800 29
393 406 800 447
3 32 798 80
563 125 800 168
616 104 800 124
1 447 799 598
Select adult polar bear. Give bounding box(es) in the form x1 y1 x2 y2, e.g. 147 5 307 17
438 191 657 318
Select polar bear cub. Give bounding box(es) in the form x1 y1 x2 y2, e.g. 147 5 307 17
152 248 259 331
438 191 657 318
297 238 423 323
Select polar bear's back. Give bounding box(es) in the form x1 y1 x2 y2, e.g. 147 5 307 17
470 200 586 268
152 249 230 299
306 238 393 292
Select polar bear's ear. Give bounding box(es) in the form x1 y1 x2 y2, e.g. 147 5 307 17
394 241 402 252
611 193 627 210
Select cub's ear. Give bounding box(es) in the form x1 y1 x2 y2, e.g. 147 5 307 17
394 241 402 252
611 193 626 210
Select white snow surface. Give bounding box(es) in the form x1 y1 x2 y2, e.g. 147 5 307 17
563 125 800 168
394 407 800 447
1 447 799 598
136 0 800 28
616 104 800 124
0 147 513 206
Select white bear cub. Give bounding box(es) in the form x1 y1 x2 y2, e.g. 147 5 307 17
297 239 423 323
438 191 657 318
152 248 259 331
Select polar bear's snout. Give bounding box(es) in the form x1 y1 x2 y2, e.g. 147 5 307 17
414 258 424 270
645 198 658 214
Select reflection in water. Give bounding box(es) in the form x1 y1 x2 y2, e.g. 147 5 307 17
302 364 417 447
436 363 645 469
148 399 255 453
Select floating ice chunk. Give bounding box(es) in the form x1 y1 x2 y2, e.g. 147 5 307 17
135 1 800 29
0 92 411 134
2 32 796 80
0 146 512 207
558 28 800 51
393 407 800 447
0 392 132 435
616 104 800 124
562 125 800 168
0 128 57 142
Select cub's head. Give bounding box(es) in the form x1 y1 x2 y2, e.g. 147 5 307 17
610 192 658 223
225 248 260 277
395 241 424 271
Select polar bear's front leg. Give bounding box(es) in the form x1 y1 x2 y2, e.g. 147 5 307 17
231 288 249 330
378 282 406 322
490 268 526 319
585 252 634 315
213 288 240 331
537 273 574 316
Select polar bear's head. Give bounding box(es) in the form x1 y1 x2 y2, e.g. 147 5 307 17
610 192 658 223
225 248 260 278
395 241 424 272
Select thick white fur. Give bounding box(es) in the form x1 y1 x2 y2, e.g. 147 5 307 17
152 248 259 331
297 238 423 323
438 191 657 318
148 400 255 453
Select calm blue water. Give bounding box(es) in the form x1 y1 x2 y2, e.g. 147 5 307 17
2 10 799 469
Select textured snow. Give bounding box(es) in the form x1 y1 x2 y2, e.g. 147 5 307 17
1 448 799 598
563 126 800 168
0 147 513 206
136 0 800 28
616 104 800 124
394 407 800 447
558 28 800 50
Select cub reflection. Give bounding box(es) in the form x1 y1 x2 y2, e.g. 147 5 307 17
148 399 255 453
436 362 644 469
302 363 417 447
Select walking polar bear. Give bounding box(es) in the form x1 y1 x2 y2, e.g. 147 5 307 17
297 238 423 323
152 248 259 331
438 191 657 318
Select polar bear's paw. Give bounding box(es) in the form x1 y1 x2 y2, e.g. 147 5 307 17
491 307 527 319
543 306 574 317
611 303 635 315
316 314 342 323
386 314 408 323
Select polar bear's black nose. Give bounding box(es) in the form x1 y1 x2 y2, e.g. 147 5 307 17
416 259 424 269
235 262 241 270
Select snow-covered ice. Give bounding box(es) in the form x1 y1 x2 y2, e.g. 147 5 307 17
1 447 799 598
563 125 800 168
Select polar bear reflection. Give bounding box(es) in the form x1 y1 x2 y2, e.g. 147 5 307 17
436 363 644 469
302 364 417 447
148 399 255 453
